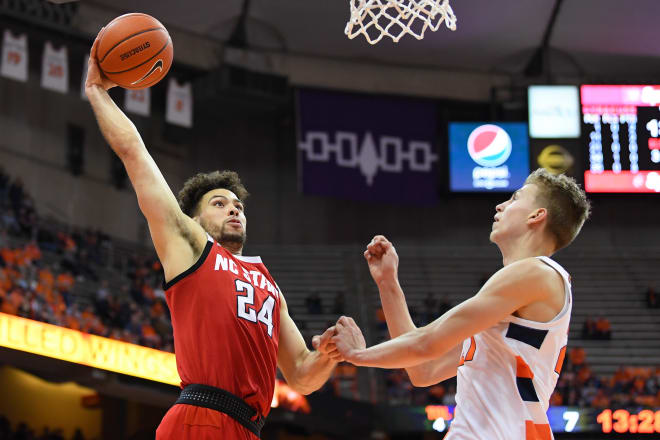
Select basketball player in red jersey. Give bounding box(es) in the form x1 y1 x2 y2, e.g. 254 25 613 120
333 170 591 439
84 36 342 439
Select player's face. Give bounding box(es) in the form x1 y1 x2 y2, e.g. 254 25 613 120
490 184 541 244
196 188 247 247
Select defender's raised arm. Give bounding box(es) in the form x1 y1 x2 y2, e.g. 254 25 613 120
365 236 461 386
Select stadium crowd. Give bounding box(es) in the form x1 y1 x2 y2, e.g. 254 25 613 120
0 415 85 440
1 166 659 408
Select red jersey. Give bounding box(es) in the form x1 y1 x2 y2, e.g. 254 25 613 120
164 236 281 418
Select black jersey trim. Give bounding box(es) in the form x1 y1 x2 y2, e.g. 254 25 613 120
516 377 539 402
163 239 213 290
505 322 548 349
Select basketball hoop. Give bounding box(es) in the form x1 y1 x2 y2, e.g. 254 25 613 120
345 0 457 44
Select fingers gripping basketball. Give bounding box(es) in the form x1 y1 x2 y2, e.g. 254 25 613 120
96 13 173 89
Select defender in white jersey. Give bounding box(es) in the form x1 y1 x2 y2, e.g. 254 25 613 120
332 169 591 440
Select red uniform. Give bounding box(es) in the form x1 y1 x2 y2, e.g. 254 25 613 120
156 237 281 439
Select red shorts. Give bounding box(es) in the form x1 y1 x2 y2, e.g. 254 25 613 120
156 404 258 440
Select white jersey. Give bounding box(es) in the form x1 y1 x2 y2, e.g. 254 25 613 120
447 256 571 440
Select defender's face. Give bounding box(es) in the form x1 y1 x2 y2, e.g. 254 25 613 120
490 184 540 244
196 188 247 245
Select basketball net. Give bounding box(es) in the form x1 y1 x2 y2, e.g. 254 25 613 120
345 0 457 44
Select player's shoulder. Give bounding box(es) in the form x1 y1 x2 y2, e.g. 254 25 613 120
502 257 562 287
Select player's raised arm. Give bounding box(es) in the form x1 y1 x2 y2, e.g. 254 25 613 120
365 236 461 386
84 35 206 280
334 258 559 369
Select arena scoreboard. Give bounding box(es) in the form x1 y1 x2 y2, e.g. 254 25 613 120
581 85 660 193
423 405 660 435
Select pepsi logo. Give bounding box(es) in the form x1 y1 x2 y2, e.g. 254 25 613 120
467 124 512 167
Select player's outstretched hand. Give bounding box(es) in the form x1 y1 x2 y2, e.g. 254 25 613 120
364 235 399 285
312 326 344 362
84 29 118 93
331 316 366 364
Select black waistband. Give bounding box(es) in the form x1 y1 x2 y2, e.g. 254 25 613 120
175 384 264 437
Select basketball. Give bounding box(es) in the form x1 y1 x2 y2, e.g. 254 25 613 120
96 13 173 89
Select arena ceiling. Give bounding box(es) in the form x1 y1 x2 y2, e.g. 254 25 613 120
87 0 660 79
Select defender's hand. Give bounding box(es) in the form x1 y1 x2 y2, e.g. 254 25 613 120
312 326 343 362
85 30 118 93
364 235 399 284
331 316 366 364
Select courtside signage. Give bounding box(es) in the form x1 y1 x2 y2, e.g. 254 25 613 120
0 312 180 386
297 88 438 204
449 122 530 192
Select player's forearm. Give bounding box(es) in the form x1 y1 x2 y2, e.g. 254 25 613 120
406 345 461 387
377 278 442 384
351 326 447 369
377 278 416 338
288 350 337 395
86 85 144 158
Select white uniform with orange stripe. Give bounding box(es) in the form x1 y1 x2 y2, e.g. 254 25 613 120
446 256 571 440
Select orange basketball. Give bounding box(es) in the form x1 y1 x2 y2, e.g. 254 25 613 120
96 13 173 90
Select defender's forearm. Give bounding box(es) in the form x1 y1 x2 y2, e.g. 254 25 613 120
289 350 337 395
377 278 416 338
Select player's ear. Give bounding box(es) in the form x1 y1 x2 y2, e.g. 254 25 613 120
528 208 547 224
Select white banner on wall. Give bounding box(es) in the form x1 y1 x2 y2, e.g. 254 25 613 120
528 85 580 139
125 88 151 116
1 30 29 82
80 54 89 100
165 79 193 128
41 41 69 93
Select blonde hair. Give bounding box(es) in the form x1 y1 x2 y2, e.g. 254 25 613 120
525 169 591 251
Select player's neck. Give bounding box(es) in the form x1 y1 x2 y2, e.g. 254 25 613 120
221 241 243 255
499 234 554 266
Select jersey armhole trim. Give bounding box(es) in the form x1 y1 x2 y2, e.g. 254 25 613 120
163 239 214 290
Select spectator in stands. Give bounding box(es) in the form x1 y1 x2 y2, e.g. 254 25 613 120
646 286 658 309
569 346 586 368
581 316 596 339
332 362 359 400
442 384 457 406
375 306 387 333
305 291 323 314
595 316 611 340
385 369 411 405
94 279 110 320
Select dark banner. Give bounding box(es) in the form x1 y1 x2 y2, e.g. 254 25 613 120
297 88 438 204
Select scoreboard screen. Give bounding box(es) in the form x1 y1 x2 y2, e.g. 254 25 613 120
581 85 660 193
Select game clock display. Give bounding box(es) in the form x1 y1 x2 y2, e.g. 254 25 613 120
581 85 660 193
597 409 660 434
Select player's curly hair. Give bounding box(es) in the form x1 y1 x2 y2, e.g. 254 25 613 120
177 170 249 217
525 168 591 251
